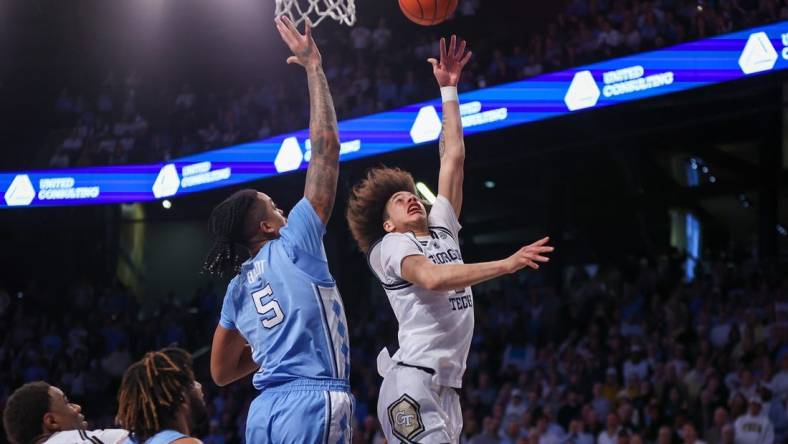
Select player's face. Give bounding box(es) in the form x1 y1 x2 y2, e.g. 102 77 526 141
186 381 209 436
383 191 427 233
46 386 88 431
258 192 286 237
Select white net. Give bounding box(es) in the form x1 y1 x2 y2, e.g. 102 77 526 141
275 0 356 27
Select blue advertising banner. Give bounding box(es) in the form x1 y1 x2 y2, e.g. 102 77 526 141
2 21 786 208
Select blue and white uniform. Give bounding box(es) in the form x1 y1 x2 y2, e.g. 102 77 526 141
220 197 352 444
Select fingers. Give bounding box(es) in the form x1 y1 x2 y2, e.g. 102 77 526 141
533 246 554 253
460 50 473 67
275 17 297 47
439 37 447 63
519 250 550 263
286 56 300 65
427 58 439 69
304 18 312 39
448 34 457 59
530 236 550 247
281 14 300 35
451 36 467 59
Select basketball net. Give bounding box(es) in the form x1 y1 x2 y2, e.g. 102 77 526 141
275 0 356 27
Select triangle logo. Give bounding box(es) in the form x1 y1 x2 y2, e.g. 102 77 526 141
564 70 601 111
738 32 778 75
152 164 181 198
4 174 36 206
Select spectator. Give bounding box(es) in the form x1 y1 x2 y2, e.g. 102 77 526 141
593 382 613 419
174 83 196 110
682 423 707 444
459 0 479 16
659 426 676 444
471 416 502 444
49 150 70 168
562 418 594 444
733 396 774 444
764 388 787 443
769 353 788 400
705 407 730 444
62 130 83 152
350 24 371 51
602 368 621 402
623 345 650 386
599 413 622 444
533 415 563 444
557 390 583 430
506 389 528 420
371 18 391 51
721 424 736 444
597 18 622 52
500 419 522 444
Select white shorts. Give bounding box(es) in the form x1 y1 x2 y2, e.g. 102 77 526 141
377 364 462 443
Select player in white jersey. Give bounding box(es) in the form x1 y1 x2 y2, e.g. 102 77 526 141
2 381 128 444
347 36 554 443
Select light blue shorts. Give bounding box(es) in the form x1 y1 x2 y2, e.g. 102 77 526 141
246 378 353 444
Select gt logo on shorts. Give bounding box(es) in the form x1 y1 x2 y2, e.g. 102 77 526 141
388 394 424 442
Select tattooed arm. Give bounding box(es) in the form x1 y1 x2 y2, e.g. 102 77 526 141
429 35 472 217
275 16 340 224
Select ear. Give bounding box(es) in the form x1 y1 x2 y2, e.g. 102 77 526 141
260 219 275 235
42 412 59 432
383 220 395 233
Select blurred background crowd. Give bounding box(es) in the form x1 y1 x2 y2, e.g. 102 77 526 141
1 247 785 443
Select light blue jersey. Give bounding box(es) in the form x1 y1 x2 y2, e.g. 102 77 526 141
219 198 353 443
127 429 186 444
220 197 350 389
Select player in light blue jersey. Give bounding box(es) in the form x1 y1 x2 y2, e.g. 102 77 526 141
116 347 208 444
202 15 352 444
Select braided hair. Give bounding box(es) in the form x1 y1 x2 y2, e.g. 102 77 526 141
202 189 268 277
116 349 195 442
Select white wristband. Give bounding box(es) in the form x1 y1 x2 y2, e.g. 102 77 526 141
440 86 458 103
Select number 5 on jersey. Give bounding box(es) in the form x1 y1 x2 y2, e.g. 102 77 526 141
252 284 284 328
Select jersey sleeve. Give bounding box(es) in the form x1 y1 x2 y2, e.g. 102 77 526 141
428 195 462 239
219 277 241 330
89 429 129 444
279 197 326 259
379 233 425 281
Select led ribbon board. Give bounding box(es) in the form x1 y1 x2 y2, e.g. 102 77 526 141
2 21 786 208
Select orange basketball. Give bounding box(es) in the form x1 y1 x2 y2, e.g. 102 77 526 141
398 0 458 26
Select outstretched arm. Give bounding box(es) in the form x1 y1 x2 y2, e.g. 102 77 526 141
429 35 472 217
401 236 553 292
275 16 340 224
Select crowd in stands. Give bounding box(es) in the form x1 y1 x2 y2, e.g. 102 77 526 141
46 0 786 169
1 246 785 444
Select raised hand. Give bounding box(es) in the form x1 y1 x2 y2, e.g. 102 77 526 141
274 15 322 68
427 35 473 87
502 236 554 273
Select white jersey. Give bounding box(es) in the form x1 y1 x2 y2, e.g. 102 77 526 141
368 195 473 388
43 429 129 444
734 413 775 444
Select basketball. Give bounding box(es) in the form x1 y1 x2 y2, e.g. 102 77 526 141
398 0 458 26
